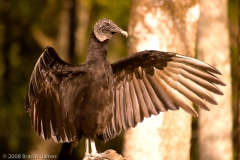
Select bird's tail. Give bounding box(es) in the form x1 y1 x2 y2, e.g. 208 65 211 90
57 140 78 160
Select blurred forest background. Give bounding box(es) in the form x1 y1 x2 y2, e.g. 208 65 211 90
0 0 238 160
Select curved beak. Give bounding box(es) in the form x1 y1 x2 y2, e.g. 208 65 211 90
120 31 128 38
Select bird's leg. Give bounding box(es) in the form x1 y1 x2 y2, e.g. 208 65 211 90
90 138 100 156
83 138 100 160
83 138 90 159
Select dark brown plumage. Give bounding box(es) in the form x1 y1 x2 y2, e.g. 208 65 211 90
25 18 225 159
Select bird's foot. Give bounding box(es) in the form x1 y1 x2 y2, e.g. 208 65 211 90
90 152 101 157
83 150 127 160
83 153 90 160
83 150 126 160
83 153 101 160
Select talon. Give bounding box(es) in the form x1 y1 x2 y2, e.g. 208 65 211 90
90 153 100 157
83 154 90 160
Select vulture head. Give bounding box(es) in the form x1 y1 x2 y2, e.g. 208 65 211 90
93 18 128 42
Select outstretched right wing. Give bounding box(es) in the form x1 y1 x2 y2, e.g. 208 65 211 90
26 47 86 143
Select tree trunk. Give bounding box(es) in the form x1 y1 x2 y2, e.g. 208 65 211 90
123 0 199 159
67 0 77 64
57 0 76 63
238 0 240 158
75 0 92 62
197 0 233 160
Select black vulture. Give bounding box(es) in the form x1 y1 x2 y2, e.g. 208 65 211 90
26 18 225 159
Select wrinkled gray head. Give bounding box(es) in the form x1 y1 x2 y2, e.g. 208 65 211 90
93 18 128 42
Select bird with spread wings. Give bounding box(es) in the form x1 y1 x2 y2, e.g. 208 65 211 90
26 18 225 160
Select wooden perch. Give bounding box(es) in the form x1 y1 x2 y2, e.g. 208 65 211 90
87 150 126 160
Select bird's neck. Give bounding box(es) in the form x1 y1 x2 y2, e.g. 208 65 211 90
87 30 108 62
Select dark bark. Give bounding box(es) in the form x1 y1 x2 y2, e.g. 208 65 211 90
237 0 240 158
68 0 77 64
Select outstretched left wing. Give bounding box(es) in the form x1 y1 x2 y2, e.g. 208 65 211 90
98 50 225 142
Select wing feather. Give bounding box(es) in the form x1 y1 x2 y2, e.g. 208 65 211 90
146 74 179 111
114 88 122 133
110 105 117 134
172 55 221 74
124 82 135 127
153 70 198 116
26 47 85 143
119 85 128 130
167 61 225 86
157 69 210 111
138 78 158 115
104 50 224 142
165 69 217 105
129 81 142 123
132 75 150 118
142 72 167 112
